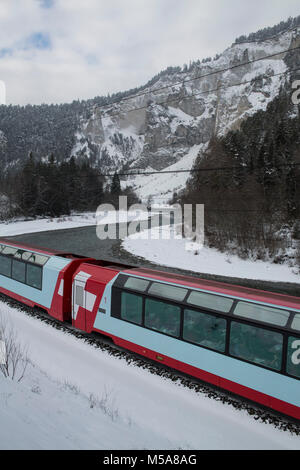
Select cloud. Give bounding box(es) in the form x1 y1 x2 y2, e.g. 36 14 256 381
0 0 299 105
38 0 55 8
0 48 13 58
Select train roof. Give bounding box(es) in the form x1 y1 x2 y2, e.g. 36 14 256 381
0 238 87 259
1 238 299 311
123 267 300 311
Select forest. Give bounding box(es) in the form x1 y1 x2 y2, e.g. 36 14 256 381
0 153 139 219
177 88 300 265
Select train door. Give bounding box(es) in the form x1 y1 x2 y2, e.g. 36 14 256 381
72 278 86 330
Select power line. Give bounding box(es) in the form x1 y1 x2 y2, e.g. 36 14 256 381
74 63 300 176
99 162 300 178
38 49 300 181
65 161 300 179
96 66 300 158
82 64 300 178
93 44 300 115
71 53 300 180
102 64 300 119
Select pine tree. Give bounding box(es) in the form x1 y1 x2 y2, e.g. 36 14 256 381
110 172 121 203
20 152 38 216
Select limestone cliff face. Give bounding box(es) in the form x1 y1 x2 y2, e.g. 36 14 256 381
72 27 300 185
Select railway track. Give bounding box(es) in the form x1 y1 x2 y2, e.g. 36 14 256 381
1 292 300 436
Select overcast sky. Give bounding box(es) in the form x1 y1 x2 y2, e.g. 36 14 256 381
0 0 299 105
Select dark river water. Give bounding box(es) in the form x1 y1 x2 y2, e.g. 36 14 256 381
5 219 300 297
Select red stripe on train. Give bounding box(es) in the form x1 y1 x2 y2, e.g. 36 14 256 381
93 326 300 420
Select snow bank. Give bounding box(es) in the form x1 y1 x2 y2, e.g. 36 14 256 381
122 225 300 284
0 211 150 238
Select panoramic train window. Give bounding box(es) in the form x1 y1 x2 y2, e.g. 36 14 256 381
234 301 289 327
0 254 11 277
12 259 26 283
183 309 226 352
14 250 34 261
124 277 149 292
145 298 181 337
291 314 300 331
229 322 283 371
286 336 300 379
186 290 233 313
148 282 188 302
22 251 34 261
0 244 47 289
29 253 49 266
121 292 143 325
27 264 42 290
2 246 17 256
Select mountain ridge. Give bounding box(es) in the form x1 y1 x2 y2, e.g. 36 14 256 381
1 16 300 202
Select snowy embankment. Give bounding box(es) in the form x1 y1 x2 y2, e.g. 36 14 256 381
0 213 97 237
0 302 299 450
122 226 300 284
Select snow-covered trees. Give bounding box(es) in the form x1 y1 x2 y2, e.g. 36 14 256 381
2 153 140 218
8 154 105 217
235 15 300 44
179 91 300 261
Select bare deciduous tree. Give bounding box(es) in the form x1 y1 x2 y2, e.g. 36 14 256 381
0 315 29 382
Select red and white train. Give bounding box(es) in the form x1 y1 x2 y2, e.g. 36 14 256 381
0 237 299 419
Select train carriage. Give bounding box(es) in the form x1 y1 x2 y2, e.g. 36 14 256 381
0 238 92 321
72 264 300 420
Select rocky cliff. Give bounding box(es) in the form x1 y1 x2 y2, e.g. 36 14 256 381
71 26 300 201
1 20 300 203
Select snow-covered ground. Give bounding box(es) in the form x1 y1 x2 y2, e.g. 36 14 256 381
0 302 299 450
0 211 150 238
0 213 97 237
122 226 300 283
